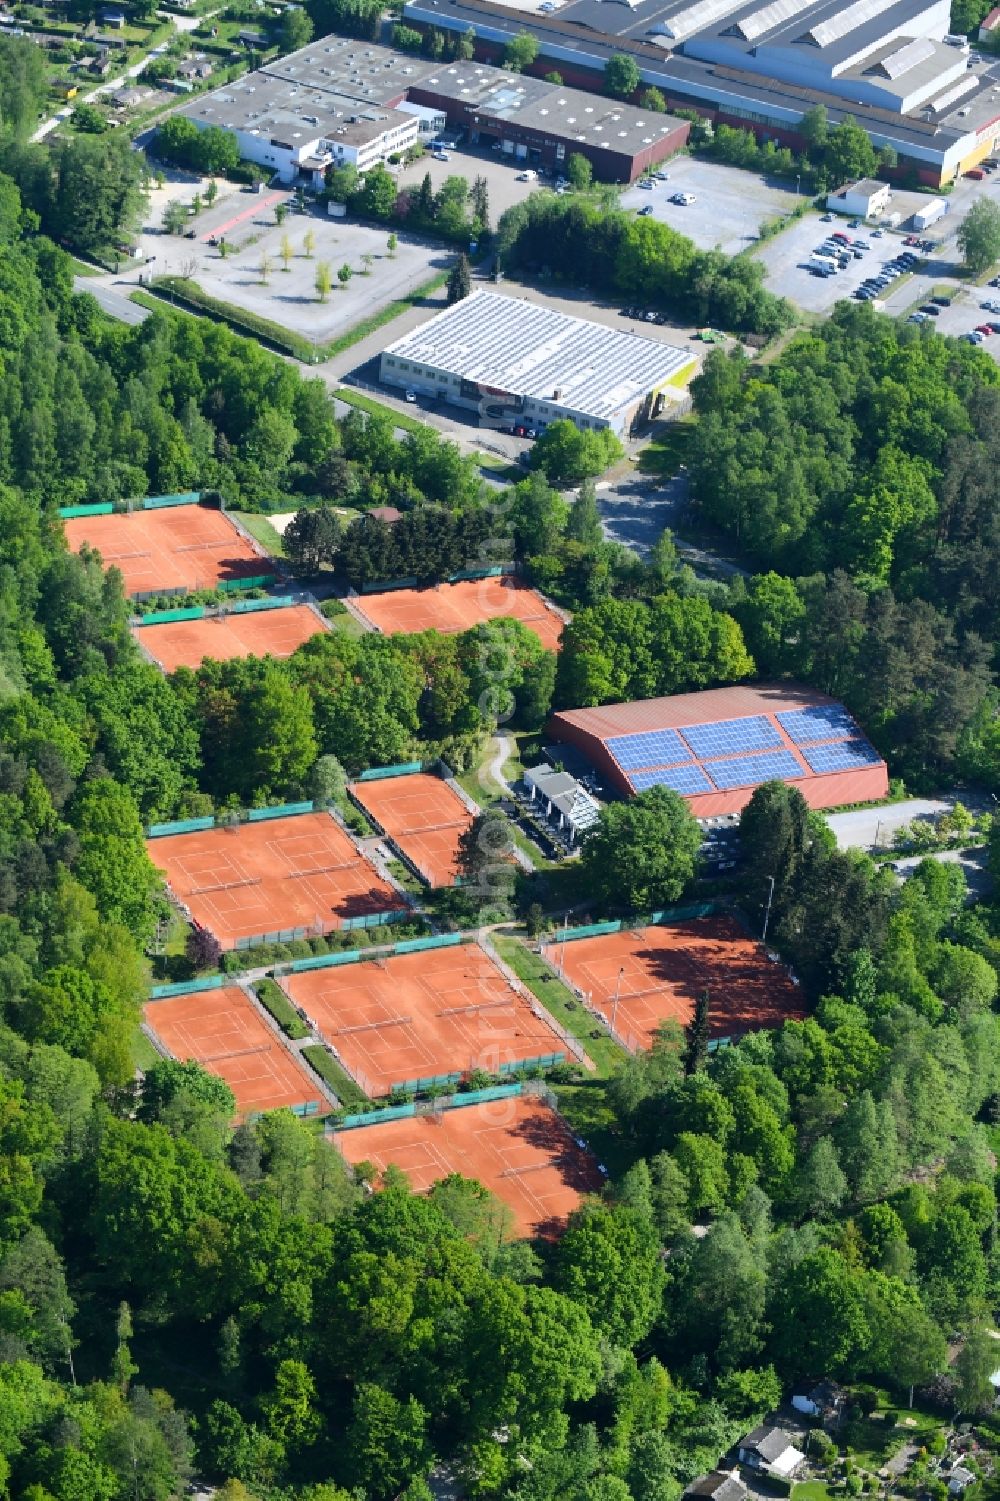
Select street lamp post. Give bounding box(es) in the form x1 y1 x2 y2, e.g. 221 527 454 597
761 874 776 944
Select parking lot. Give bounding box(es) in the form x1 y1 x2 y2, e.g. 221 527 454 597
751 210 929 311
619 159 799 256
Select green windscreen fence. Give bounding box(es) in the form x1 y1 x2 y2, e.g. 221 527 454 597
339 1101 416 1130
289 949 362 973
342 909 410 930
361 576 419 594
219 574 277 593
142 492 201 510
391 1072 463 1094
137 606 206 626
58 502 114 519
147 815 215 837
150 974 224 999
445 1082 522 1108
356 762 423 781
498 1053 564 1073
228 595 295 615
392 933 464 956
248 801 314 823
448 565 512 582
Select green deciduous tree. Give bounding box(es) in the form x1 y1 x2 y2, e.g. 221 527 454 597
605 54 640 98
580 785 701 912
959 198 1000 276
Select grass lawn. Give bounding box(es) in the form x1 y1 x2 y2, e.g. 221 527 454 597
841 1405 942 1471
230 510 285 558
71 258 100 278
793 1483 837 1501
636 415 696 478
335 387 426 434
131 1027 161 1072
554 1077 629 1178
492 933 625 1079
326 609 368 639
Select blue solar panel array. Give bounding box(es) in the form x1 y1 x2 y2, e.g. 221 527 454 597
705 750 804 790
605 729 690 770
679 716 782 759
777 706 858 745
631 766 714 795
801 739 882 774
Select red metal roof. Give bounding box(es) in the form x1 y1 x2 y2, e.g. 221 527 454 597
548 682 888 818
553 683 836 738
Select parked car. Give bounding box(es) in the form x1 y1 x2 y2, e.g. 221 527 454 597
976 323 994 335
821 212 833 221
433 151 449 161
654 170 670 180
405 389 417 402
920 304 942 316
872 228 884 237
931 295 952 306
832 231 850 243
638 179 654 190
638 204 653 215
848 218 861 228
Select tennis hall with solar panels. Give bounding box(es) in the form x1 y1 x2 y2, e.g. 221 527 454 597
547 684 888 818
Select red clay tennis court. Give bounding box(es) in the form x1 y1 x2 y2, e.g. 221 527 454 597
356 577 566 652
350 772 472 887
545 915 804 1052
144 985 321 1118
63 504 266 597
135 603 328 672
148 812 399 950
281 943 566 1097
335 1093 602 1238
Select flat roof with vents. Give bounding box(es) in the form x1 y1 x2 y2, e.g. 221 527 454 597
548 683 888 817
382 292 694 425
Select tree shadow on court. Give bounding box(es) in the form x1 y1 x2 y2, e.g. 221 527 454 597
636 917 804 1036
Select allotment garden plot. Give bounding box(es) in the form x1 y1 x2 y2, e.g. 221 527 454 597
350 771 472 887
144 984 322 1119
281 943 567 1097
63 503 268 597
148 812 400 950
334 1091 603 1238
546 914 805 1051
354 576 566 652
134 601 328 671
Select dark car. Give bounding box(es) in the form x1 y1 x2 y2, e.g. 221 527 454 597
920 304 941 316
931 295 952 306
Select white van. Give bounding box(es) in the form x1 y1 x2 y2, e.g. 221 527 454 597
517 169 538 182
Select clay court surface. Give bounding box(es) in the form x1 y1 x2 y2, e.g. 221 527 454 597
335 1093 602 1237
546 915 804 1051
136 603 327 672
149 812 398 949
281 943 566 1097
144 985 320 1118
356 577 566 652
351 772 472 887
63 505 266 597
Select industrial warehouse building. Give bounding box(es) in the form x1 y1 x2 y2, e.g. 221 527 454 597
547 684 888 818
403 0 1000 185
380 292 696 435
180 38 689 185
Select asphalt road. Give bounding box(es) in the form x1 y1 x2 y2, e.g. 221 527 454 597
75 279 149 326
826 792 994 851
